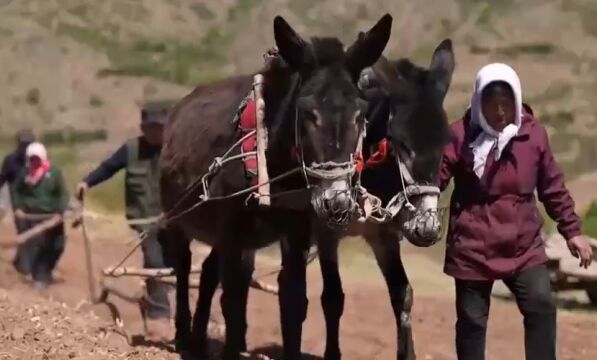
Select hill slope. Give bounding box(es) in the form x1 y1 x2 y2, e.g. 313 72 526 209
1 0 597 193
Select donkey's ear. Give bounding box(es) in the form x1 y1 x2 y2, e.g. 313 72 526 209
345 14 393 81
274 16 313 70
428 39 455 101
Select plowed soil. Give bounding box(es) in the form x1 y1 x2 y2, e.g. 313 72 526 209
0 220 596 360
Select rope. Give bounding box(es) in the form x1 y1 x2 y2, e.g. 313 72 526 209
165 130 257 218
164 167 305 224
106 231 150 277
98 168 311 277
359 185 441 224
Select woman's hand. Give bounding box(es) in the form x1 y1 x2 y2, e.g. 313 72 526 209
567 235 594 268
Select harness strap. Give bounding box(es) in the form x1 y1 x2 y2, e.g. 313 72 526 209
358 185 440 224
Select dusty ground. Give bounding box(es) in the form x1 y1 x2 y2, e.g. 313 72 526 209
0 218 596 360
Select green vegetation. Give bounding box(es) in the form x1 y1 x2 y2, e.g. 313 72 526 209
25 88 40 106
553 135 597 178
0 26 14 37
582 201 597 238
89 95 103 108
227 0 261 22
190 4 215 21
289 0 320 26
457 0 515 27
55 22 228 86
539 111 574 128
66 3 92 19
470 43 557 57
41 129 108 146
539 204 556 234
526 83 573 104
49 144 124 213
507 43 557 56
48 0 264 86
111 1 150 23
48 145 78 186
562 0 597 38
66 1 149 24
86 172 125 213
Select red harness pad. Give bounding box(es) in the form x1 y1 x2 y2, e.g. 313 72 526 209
239 99 258 184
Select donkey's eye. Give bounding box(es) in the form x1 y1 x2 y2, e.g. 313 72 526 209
302 109 321 126
303 110 316 121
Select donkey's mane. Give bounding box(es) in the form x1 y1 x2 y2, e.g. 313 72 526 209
310 38 346 66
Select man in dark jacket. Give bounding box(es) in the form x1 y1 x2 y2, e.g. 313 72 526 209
0 129 36 218
0 129 36 275
75 103 174 342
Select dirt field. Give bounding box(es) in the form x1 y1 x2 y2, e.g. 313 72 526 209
0 219 596 360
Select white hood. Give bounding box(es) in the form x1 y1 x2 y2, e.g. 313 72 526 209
469 63 522 178
25 142 48 162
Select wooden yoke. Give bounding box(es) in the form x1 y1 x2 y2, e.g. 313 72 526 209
253 73 271 206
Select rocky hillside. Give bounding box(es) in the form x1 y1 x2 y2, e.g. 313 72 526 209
1 0 597 175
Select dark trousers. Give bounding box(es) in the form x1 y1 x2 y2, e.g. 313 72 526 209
12 216 30 274
135 226 172 319
13 218 65 285
455 264 556 360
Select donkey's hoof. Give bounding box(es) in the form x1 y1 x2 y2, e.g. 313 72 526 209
175 336 191 353
221 350 241 360
397 351 416 360
324 349 342 360
177 343 209 360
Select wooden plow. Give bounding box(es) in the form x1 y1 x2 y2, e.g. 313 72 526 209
76 211 295 346
81 73 285 343
0 208 292 347
0 212 65 249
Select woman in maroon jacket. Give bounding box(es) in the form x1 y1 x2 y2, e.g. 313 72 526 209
439 63 593 360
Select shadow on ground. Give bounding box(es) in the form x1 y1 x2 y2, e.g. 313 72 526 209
492 292 596 312
176 339 323 360
251 344 323 360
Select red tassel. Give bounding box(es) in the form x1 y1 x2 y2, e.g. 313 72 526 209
364 138 391 168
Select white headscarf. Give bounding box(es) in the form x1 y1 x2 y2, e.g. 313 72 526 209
24 142 50 185
25 142 48 162
469 63 522 178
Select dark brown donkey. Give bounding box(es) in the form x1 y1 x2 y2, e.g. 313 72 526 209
313 39 456 360
159 15 393 359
